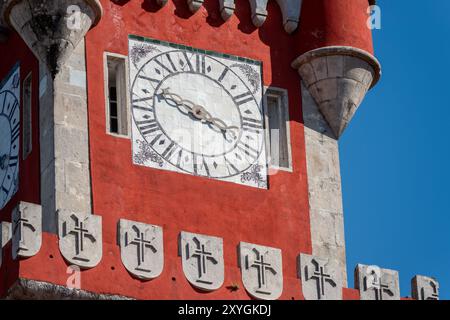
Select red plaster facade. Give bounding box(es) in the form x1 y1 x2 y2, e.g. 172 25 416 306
0 0 378 300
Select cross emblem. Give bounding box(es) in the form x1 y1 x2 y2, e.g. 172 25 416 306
189 237 218 283
366 271 394 300
307 259 336 299
425 280 439 300
125 225 157 272
63 214 97 261
13 213 36 251
249 249 277 295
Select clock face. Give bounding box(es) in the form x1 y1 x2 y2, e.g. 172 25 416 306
129 37 268 189
0 65 20 210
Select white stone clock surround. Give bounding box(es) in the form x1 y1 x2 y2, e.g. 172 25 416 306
129 36 268 189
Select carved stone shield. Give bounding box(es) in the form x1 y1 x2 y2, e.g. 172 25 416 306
239 242 283 300
0 221 11 267
412 275 439 300
119 219 164 280
355 264 400 300
179 231 224 291
12 202 42 260
58 211 102 269
298 253 342 300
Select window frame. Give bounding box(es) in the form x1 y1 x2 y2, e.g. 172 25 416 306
104 52 131 139
263 86 293 172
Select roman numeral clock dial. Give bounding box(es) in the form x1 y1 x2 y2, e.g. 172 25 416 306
129 37 268 189
0 65 21 209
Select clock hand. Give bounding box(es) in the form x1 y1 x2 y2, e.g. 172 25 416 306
160 88 239 138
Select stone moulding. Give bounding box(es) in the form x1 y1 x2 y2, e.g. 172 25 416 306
2 0 103 76
292 46 382 139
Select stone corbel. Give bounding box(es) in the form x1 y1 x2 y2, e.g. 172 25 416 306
187 0 204 13
275 0 303 34
249 0 269 28
292 46 381 138
219 0 235 21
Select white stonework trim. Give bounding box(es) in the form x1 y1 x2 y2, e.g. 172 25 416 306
301 83 347 287
39 39 93 233
103 52 131 139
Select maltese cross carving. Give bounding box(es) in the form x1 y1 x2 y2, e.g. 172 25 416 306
180 231 224 291
58 211 102 269
355 264 400 300
298 253 342 300
119 219 164 280
12 202 42 260
239 242 283 300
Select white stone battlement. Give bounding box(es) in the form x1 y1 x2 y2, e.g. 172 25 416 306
0 202 441 300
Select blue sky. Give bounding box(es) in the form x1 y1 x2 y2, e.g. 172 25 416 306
341 1 450 299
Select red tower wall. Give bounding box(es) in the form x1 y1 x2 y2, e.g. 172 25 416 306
1 0 377 300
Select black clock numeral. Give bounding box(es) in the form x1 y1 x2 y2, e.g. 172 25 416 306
202 158 211 177
192 153 199 175
155 57 176 75
175 149 184 168
165 54 178 73
237 141 259 160
180 52 194 72
10 122 20 142
161 142 177 159
7 100 18 121
224 156 239 175
8 156 18 168
136 119 161 136
195 54 207 74
234 92 254 106
149 133 163 146
138 75 161 85
133 96 154 103
242 117 263 134
133 105 154 113
1 186 8 196
218 68 229 83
